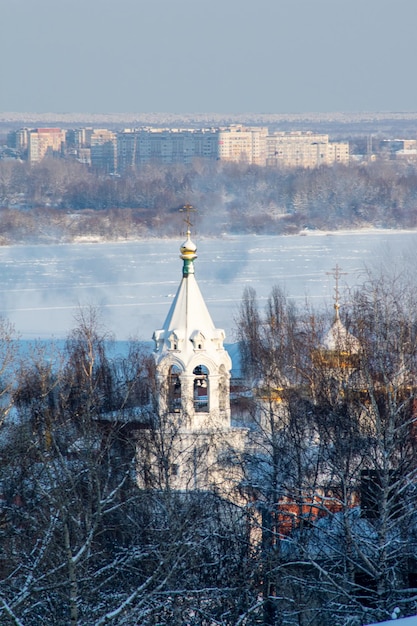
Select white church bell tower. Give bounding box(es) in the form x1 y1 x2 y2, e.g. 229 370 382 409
153 212 232 433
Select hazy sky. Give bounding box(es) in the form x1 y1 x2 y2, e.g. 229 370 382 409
1 0 416 114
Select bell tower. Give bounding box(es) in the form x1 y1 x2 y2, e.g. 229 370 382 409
152 208 232 432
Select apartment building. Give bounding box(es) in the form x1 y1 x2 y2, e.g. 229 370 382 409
117 126 269 171
379 139 417 161
217 125 268 165
90 129 117 173
28 128 66 164
327 139 350 164
66 128 95 150
117 128 220 171
7 128 29 153
266 131 349 168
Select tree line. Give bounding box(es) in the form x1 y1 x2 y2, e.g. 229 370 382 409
1 157 417 243
2 264 417 624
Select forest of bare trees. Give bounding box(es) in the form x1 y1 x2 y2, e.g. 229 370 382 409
1 146 417 624
2 265 417 624
234 269 417 625
1 157 417 243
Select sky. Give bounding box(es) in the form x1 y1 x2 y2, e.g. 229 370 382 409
1 0 417 114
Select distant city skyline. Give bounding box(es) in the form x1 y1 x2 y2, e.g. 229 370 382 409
1 0 417 115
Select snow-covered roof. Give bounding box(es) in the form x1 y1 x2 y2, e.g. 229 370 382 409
321 308 360 354
153 230 230 368
158 270 220 346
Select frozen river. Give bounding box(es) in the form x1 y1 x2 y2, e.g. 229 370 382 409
0 230 416 342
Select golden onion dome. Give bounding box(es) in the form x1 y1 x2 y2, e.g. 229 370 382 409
180 230 197 260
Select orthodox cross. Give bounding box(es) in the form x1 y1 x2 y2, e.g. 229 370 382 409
179 204 197 232
326 264 347 317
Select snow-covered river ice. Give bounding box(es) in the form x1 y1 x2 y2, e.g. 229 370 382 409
0 230 416 342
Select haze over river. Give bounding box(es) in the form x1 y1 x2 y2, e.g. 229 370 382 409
0 231 416 342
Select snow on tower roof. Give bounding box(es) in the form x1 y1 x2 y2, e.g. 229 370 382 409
153 225 227 359
321 308 360 354
322 264 360 354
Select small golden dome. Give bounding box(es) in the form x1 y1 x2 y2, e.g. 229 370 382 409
180 230 197 260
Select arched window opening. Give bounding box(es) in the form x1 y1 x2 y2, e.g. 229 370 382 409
168 365 181 413
193 365 209 412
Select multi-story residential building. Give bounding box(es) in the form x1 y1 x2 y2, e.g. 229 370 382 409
117 130 137 172
117 128 220 171
266 131 349 168
217 125 268 165
379 139 417 161
90 129 117 173
27 128 66 164
7 128 29 153
327 138 351 165
66 128 95 150
117 125 268 171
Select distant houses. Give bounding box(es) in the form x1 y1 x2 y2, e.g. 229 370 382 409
5 124 350 172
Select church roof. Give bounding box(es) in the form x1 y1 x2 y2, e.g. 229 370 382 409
153 230 227 361
159 269 221 343
321 306 360 354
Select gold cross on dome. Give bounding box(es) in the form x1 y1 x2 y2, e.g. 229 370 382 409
326 264 348 312
179 204 197 231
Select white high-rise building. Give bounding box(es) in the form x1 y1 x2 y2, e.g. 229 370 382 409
217 125 268 165
266 131 349 168
28 128 66 164
117 128 220 171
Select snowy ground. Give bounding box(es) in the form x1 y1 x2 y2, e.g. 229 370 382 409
0 230 416 342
